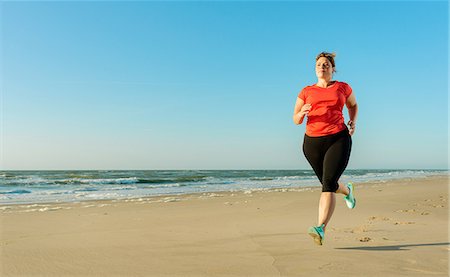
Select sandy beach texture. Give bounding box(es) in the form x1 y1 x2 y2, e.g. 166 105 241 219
1 176 448 277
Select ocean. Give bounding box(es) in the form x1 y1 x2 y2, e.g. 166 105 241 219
0 169 447 205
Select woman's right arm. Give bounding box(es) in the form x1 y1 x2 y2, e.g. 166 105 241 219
293 98 311 125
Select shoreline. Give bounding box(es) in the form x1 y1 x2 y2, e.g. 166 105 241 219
1 174 447 208
1 175 448 276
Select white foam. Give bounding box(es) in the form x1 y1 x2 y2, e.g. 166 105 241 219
38 207 62 212
162 197 181 203
77 177 139 185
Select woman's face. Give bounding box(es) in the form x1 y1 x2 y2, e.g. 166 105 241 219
315 57 334 79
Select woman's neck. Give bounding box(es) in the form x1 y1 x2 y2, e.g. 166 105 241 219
316 78 335 88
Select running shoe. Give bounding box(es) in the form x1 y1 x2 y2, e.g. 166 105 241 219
344 182 356 209
307 224 325 245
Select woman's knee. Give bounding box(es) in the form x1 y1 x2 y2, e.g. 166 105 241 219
322 178 339 192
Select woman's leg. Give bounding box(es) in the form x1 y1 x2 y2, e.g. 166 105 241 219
317 184 349 232
317 133 352 230
336 183 350 195
318 192 335 232
302 135 325 185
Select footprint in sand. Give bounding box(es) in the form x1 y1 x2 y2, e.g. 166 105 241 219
396 208 432 215
368 216 391 221
394 221 415 225
318 262 346 271
359 237 372 242
350 225 370 233
395 209 418 213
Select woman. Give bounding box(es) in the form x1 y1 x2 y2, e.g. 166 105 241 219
293 52 358 246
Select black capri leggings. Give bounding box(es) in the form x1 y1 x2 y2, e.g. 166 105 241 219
302 128 352 192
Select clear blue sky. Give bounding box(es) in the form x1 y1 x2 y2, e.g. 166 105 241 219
1 1 448 170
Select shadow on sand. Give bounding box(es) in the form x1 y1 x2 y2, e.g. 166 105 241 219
335 242 450 251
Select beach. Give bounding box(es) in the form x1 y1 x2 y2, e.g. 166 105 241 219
1 175 448 276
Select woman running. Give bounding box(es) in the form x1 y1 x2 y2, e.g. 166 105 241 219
293 52 358 245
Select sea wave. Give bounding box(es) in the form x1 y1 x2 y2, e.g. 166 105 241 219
0 169 447 205
0 189 32 195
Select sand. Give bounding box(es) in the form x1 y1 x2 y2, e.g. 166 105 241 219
0 176 448 277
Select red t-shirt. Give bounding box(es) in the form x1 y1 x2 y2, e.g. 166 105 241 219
298 81 353 137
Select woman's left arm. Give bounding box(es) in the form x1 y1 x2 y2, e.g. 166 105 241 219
345 93 358 136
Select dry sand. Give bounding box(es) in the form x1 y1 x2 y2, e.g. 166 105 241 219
1 176 448 277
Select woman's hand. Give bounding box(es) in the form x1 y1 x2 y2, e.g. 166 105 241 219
299 103 312 117
345 93 358 136
347 120 356 136
293 98 312 125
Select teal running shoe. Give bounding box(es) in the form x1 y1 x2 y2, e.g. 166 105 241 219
308 224 325 245
344 182 356 209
